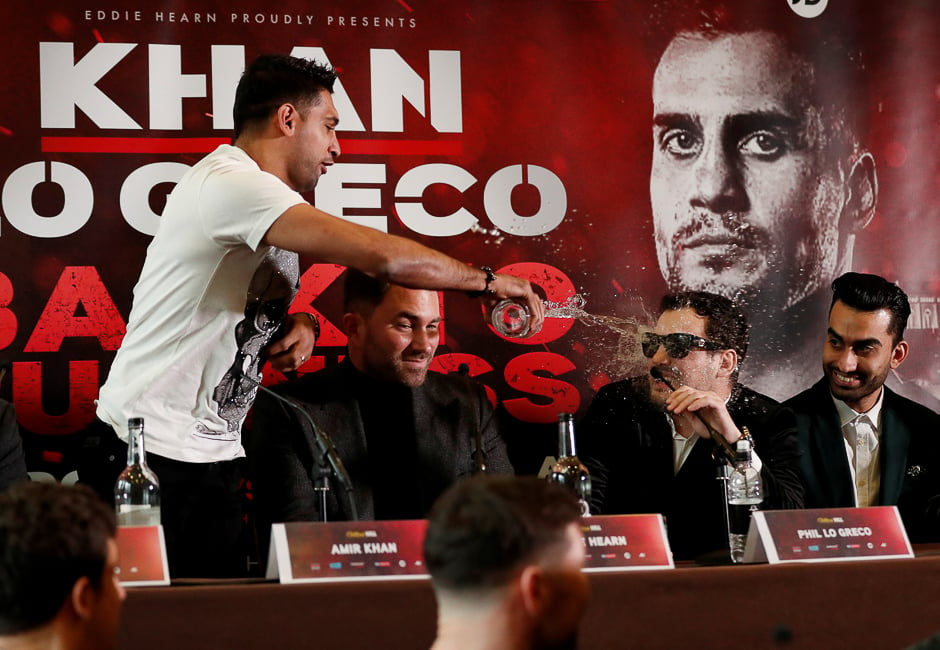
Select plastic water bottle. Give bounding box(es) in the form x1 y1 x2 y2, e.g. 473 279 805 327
727 438 762 563
490 295 589 339
490 299 532 338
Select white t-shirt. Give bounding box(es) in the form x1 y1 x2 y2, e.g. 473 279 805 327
97 145 306 463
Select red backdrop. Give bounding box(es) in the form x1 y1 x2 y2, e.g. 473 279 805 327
2 0 939 476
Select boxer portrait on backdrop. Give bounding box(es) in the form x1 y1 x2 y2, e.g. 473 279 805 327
646 0 879 401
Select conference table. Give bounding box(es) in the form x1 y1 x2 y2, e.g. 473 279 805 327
119 545 940 649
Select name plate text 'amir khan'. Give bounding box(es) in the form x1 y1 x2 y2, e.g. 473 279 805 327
267 520 428 583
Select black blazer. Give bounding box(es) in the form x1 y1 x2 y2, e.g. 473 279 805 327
578 376 803 560
247 360 512 529
785 378 940 542
0 400 27 492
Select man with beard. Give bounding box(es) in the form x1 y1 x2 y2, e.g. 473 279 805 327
424 476 588 650
648 1 877 400
249 269 513 540
785 273 940 542
578 291 802 560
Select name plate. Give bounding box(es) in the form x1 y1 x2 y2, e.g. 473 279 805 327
581 514 674 571
115 525 170 586
267 520 429 584
744 506 914 564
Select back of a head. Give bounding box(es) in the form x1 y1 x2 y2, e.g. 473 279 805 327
0 482 116 635
424 476 582 596
233 54 338 139
660 290 750 363
831 272 911 343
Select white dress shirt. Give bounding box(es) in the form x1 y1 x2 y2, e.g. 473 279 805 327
832 389 885 507
668 413 763 475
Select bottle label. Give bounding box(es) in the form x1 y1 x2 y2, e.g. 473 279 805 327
578 499 591 517
727 502 760 536
116 505 161 527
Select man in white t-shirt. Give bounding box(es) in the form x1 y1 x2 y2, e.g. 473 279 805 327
90 54 544 577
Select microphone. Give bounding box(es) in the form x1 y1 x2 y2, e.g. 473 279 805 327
649 366 737 463
456 363 486 474
241 370 358 521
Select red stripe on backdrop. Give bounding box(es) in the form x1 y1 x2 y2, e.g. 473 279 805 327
40 137 463 156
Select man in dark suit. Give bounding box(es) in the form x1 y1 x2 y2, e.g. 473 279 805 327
784 272 940 542
578 291 802 560
0 398 28 492
248 269 512 535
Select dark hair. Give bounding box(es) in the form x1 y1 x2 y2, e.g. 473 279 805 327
342 268 392 315
831 272 911 344
660 291 750 363
645 0 870 157
424 476 582 594
233 54 338 138
0 482 116 634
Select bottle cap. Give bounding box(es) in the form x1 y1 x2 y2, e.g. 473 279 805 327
128 417 144 428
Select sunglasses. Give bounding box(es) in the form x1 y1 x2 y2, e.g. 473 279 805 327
640 332 725 359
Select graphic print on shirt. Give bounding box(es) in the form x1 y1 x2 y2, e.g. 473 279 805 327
210 248 299 434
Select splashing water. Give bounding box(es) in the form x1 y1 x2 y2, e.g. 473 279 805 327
546 294 638 332
469 222 505 245
543 294 648 379
544 294 588 318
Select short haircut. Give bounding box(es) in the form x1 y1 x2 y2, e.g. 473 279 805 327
660 291 750 363
342 268 392 315
0 482 116 635
424 476 582 594
233 54 338 138
831 272 911 344
645 0 870 158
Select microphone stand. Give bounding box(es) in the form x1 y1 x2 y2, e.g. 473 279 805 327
713 448 733 556
456 363 486 474
649 367 736 463
242 371 358 522
650 366 734 554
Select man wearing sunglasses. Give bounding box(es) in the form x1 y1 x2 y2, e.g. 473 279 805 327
578 291 803 560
